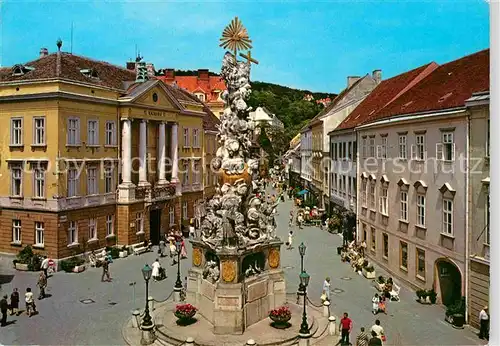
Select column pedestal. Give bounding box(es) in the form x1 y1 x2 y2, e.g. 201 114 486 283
140 324 156 345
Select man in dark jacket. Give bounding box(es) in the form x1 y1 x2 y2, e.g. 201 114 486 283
0 295 8 326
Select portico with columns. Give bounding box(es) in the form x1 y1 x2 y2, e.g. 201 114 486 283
115 79 207 246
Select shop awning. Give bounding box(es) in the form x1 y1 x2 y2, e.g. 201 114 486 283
297 189 309 196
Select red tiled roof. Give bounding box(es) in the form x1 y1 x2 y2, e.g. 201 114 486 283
367 49 489 124
334 62 438 131
157 75 226 104
0 52 136 90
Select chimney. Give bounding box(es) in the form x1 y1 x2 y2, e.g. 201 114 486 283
39 47 49 58
347 76 361 88
372 69 382 84
126 61 136 71
165 68 175 81
198 69 209 81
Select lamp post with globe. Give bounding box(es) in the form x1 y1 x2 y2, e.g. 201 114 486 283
296 242 306 304
299 270 310 336
174 240 183 301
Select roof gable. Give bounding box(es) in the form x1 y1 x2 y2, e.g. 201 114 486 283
126 80 178 110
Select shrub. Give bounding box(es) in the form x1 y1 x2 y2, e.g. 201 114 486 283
428 289 437 304
16 245 43 271
60 257 85 273
416 289 425 299
377 276 385 284
106 246 120 259
365 265 375 272
446 296 465 316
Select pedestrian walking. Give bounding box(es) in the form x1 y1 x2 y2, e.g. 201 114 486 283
41 256 49 278
289 211 294 227
9 288 19 316
152 259 161 281
170 240 178 265
297 213 304 229
356 327 370 346
189 221 196 238
287 231 293 250
479 306 489 340
371 293 379 315
180 238 188 259
0 295 8 327
339 312 353 345
159 238 166 257
101 257 111 282
368 331 382 346
37 271 47 299
322 277 331 302
370 320 385 343
25 288 37 317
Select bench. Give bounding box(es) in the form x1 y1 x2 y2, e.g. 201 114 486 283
390 284 401 302
132 243 150 256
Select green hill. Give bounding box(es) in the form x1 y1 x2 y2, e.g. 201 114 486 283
247 80 336 144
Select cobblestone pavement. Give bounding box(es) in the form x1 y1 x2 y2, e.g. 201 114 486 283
275 196 483 346
0 192 484 346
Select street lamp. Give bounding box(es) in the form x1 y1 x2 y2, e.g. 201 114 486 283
299 270 310 335
174 240 183 290
297 242 306 304
141 264 153 327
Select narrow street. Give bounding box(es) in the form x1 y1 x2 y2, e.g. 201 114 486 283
275 196 483 346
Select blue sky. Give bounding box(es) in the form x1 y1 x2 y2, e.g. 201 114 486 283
0 0 489 93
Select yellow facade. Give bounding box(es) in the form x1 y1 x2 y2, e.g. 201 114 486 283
0 52 215 260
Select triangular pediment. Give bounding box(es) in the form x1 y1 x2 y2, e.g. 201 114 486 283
121 80 182 111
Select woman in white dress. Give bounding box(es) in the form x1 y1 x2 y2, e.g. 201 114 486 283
372 293 380 314
152 259 161 281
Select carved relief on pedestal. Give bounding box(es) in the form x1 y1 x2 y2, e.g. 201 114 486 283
221 260 237 283
193 248 202 267
268 248 280 269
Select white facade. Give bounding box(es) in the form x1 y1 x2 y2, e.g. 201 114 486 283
249 107 284 129
356 109 467 303
329 129 357 212
300 130 312 182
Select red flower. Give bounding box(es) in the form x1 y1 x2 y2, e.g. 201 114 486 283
175 303 197 318
269 306 291 319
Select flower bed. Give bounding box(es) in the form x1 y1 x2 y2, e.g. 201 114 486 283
269 306 291 329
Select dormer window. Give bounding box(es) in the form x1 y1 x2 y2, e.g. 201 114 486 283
80 68 99 79
12 64 35 76
194 93 205 102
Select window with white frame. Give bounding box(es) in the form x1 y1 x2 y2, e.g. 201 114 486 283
87 120 98 146
400 191 408 221
486 189 490 245
68 221 78 245
104 166 114 193
182 161 189 185
106 215 114 236
369 136 375 157
442 198 453 235
379 186 388 215
87 166 98 195
11 118 23 145
67 118 80 145
105 121 116 146
136 212 144 233
398 135 407 159
413 134 425 160
193 160 201 184
35 222 44 246
369 183 376 210
362 137 367 158
88 218 97 240
12 220 21 243
33 166 45 198
183 128 190 147
182 201 188 220
361 179 367 207
11 164 22 197
192 129 200 148
33 117 45 145
68 168 79 197
381 136 387 159
417 194 426 227
437 132 455 161
169 207 175 226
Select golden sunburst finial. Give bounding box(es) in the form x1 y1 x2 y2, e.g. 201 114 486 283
219 17 253 63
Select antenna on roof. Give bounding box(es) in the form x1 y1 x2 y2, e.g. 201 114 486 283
70 21 74 54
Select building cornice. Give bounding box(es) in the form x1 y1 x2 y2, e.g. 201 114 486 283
0 78 125 93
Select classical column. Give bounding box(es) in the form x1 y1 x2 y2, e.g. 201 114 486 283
118 118 135 202
171 123 179 181
157 122 168 185
138 120 150 186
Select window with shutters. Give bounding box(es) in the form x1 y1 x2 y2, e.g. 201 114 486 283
417 194 426 227
398 135 407 159
369 183 376 210
379 186 388 215
442 198 453 235
105 121 117 146
88 218 97 240
416 248 426 279
12 220 21 243
33 117 46 145
67 117 80 145
87 120 99 146
437 132 455 161
11 118 23 146
400 191 408 221
412 134 426 160
68 221 78 245
369 136 375 157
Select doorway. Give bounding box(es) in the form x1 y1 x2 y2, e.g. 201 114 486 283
436 259 462 306
150 209 161 245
